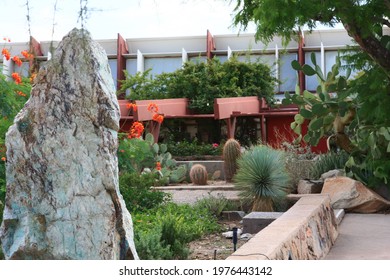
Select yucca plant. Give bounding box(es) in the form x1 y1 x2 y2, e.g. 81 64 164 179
234 145 290 212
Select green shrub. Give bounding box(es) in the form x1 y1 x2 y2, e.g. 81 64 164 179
133 202 221 259
118 133 187 185
120 57 277 114
310 151 349 179
134 215 191 260
134 230 173 260
119 172 171 213
234 145 290 212
167 139 222 157
118 136 154 173
194 194 237 218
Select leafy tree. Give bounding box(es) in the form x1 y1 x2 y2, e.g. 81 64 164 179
232 0 390 187
232 0 390 76
120 57 277 114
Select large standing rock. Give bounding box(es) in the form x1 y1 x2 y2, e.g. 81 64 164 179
0 28 138 260
322 177 390 213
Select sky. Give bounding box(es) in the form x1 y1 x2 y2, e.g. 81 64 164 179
0 0 257 42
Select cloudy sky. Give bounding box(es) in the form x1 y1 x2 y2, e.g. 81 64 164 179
0 0 258 42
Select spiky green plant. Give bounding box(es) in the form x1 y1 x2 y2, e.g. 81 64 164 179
223 138 241 182
234 145 290 212
309 151 349 179
189 164 208 185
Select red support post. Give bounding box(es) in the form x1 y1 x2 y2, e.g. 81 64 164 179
117 33 129 99
148 120 161 144
29 36 43 74
226 117 237 139
298 30 306 94
206 30 216 60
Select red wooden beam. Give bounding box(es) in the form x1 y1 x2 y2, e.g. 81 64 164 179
134 98 190 121
29 36 43 56
214 96 261 120
206 30 216 60
298 30 305 94
117 33 129 98
29 36 43 74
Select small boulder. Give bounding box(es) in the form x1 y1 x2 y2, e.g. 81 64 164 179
222 228 242 239
297 179 323 194
321 169 345 180
322 177 390 213
240 233 253 240
212 170 221 180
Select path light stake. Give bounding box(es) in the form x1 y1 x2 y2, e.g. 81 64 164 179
232 227 238 252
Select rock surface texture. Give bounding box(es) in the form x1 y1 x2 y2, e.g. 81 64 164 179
322 177 390 213
0 28 138 260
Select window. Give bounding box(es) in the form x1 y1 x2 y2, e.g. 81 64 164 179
126 59 137 76
305 52 321 91
108 59 117 83
279 53 298 92
325 50 358 77
144 57 182 76
214 55 228 63
189 56 207 63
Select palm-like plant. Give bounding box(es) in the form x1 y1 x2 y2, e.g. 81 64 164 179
234 145 290 212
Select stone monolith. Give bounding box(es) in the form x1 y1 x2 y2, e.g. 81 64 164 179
0 28 138 260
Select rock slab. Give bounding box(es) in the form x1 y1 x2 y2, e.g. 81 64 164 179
0 28 138 259
242 212 283 234
322 177 390 213
297 179 323 194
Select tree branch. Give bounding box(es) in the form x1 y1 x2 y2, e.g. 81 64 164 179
343 21 390 76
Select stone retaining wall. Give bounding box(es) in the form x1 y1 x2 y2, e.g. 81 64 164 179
227 195 338 260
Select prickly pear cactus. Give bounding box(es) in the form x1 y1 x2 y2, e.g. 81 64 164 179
169 165 187 184
189 164 208 185
223 138 241 182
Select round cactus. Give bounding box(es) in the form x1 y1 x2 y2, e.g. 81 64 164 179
223 138 241 182
189 164 208 185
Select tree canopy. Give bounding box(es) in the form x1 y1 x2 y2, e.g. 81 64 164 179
232 0 390 187
233 0 390 75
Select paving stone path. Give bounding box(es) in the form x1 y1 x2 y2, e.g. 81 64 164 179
325 213 390 260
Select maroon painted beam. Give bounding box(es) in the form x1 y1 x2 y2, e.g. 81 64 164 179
214 96 261 120
298 30 305 94
29 36 43 74
214 96 261 138
117 33 129 98
206 30 216 60
134 98 190 121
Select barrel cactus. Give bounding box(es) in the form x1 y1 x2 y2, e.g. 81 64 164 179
189 164 208 185
223 138 241 182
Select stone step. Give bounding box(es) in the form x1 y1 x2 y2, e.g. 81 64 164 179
242 211 284 234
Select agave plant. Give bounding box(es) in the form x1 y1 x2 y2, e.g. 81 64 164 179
234 145 290 212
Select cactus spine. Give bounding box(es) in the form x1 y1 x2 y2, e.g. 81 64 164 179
189 164 208 185
223 138 241 182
